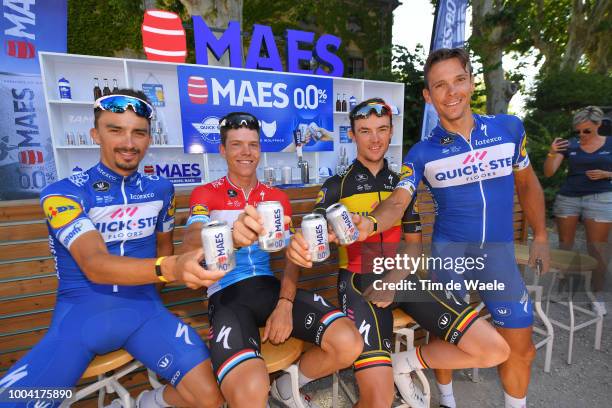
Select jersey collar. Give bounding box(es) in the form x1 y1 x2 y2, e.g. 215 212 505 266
429 113 482 145
352 158 389 176
95 162 141 185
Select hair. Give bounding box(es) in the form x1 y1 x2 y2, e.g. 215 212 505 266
423 47 472 89
219 111 260 146
349 97 393 131
573 106 604 127
94 88 151 128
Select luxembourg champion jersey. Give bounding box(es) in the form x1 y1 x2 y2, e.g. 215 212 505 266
40 162 175 296
397 114 530 244
186 176 292 296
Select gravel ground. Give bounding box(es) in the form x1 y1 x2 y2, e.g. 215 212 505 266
274 224 612 408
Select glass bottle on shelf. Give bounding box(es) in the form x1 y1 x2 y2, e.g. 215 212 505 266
335 93 341 112
93 78 102 100
341 93 347 112
112 79 119 93
102 78 111 96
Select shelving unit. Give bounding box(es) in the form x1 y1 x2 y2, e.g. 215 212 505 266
39 52 405 186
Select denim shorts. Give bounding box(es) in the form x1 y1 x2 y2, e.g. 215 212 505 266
553 192 612 222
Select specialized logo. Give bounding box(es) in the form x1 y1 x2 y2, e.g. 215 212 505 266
304 313 316 329
157 353 174 370
315 188 327 205
496 307 512 317
191 204 209 216
520 290 529 313
0 364 28 394
92 181 110 192
438 313 451 329
358 320 371 346
43 196 83 229
216 326 232 349
176 323 194 345
313 294 329 307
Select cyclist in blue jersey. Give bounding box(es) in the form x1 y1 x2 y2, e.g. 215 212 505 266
181 112 362 408
353 49 550 408
0 90 225 408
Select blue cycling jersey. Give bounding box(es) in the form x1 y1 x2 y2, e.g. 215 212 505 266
397 113 530 244
40 162 175 296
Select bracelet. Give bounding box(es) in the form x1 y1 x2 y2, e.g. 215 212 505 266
547 152 557 158
278 296 294 304
155 256 169 283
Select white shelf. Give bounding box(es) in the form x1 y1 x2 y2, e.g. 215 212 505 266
48 99 94 105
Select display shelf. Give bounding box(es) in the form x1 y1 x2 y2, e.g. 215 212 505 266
40 52 405 185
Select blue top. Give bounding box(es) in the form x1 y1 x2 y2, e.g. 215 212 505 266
40 162 175 297
397 113 530 244
559 137 612 197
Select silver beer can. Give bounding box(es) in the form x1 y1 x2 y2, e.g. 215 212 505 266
326 203 358 245
301 213 330 262
201 220 235 273
257 201 286 252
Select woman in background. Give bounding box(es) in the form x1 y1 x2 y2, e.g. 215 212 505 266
544 106 611 315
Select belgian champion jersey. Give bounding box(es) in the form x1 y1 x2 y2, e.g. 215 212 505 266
397 114 530 244
186 176 292 296
40 162 175 296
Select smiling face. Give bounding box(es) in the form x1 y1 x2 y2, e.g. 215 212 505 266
423 57 475 127
220 127 261 180
90 109 150 176
350 114 392 166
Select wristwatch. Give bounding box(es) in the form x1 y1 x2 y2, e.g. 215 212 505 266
366 215 378 233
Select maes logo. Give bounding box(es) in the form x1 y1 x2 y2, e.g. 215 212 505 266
144 163 202 185
42 196 82 229
3 0 37 59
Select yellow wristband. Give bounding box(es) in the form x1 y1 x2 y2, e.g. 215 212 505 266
155 256 169 283
547 152 557 158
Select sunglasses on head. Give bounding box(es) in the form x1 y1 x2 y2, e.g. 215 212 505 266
349 102 392 121
219 113 260 130
94 95 154 119
574 129 592 135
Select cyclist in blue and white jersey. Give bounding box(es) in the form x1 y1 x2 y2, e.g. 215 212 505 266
0 90 225 408
353 48 550 408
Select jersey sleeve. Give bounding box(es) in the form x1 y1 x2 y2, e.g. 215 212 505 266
508 115 530 171
186 185 212 226
396 144 424 194
40 181 97 250
401 194 422 233
313 176 341 216
156 181 175 233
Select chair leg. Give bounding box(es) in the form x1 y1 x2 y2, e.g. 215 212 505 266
568 277 575 365
332 372 339 408
147 368 164 389
584 271 603 351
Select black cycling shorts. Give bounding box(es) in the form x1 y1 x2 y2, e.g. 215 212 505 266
338 269 479 372
207 276 345 384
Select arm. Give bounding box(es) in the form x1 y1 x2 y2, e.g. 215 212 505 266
156 231 174 257
543 137 568 177
69 230 223 287
356 187 414 239
514 165 550 272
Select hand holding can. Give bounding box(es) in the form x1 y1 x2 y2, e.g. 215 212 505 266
326 203 358 245
201 220 236 273
301 213 330 262
257 201 286 252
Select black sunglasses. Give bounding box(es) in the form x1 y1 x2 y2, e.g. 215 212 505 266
574 129 592 135
219 113 260 130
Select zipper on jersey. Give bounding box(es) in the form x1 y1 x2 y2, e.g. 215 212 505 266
115 176 128 293
458 128 487 247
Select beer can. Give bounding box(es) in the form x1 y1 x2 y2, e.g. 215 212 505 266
263 166 275 185
201 220 235 273
301 213 330 262
325 203 358 245
257 201 286 252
